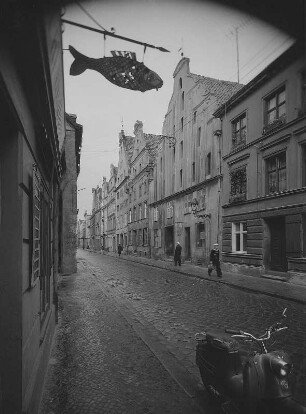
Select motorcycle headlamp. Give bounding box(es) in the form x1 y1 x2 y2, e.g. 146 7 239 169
270 355 291 377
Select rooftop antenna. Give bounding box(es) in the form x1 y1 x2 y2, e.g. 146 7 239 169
226 17 252 83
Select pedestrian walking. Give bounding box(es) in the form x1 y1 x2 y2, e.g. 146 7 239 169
174 241 182 266
118 243 123 257
208 243 222 277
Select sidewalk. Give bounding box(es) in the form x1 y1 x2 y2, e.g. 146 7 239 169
93 250 306 305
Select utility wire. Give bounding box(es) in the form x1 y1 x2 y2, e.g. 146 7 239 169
76 1 107 31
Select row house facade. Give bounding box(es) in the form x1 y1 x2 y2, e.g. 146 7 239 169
149 57 242 265
126 121 159 256
214 41 306 281
0 2 72 412
90 185 102 250
61 114 83 274
103 165 118 252
77 210 91 249
116 130 134 252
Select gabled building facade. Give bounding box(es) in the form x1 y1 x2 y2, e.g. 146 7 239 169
105 164 118 252
150 57 242 264
115 130 134 253
127 121 159 257
214 42 306 281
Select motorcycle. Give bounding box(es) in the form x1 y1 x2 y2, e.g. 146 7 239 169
195 308 306 413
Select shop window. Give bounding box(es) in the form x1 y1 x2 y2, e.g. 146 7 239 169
232 112 247 147
266 152 286 194
196 223 205 247
232 222 247 253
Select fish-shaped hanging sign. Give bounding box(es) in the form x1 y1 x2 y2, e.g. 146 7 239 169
69 46 163 92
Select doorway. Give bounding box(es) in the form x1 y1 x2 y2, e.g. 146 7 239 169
268 217 287 271
165 225 174 256
185 227 191 259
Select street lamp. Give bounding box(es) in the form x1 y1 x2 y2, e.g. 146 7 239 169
191 198 211 219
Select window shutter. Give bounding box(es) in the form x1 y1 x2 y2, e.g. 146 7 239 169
32 164 41 285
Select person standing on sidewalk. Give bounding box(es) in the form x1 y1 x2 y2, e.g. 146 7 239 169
118 244 123 257
208 243 222 277
174 242 182 266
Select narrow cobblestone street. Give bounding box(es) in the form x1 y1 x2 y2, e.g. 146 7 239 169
40 249 306 413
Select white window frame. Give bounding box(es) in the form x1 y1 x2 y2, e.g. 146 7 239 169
231 222 247 253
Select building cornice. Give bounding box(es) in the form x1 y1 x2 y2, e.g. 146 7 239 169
150 175 220 206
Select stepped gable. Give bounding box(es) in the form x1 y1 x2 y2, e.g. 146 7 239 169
124 135 135 162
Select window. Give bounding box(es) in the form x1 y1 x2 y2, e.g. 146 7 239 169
153 207 159 221
154 229 162 247
144 201 147 218
196 223 205 247
143 228 148 245
197 127 201 146
133 206 137 221
301 70 306 115
138 229 143 245
232 222 247 253
265 87 286 127
181 117 184 131
180 141 183 158
192 162 195 182
206 153 211 176
180 169 183 187
229 166 247 203
181 92 184 110
179 78 182 89
302 145 306 187
139 184 142 197
232 113 247 147
166 202 173 218
139 203 142 220
266 152 286 194
160 157 163 172
193 111 197 123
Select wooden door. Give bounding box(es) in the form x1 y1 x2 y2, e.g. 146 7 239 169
270 218 287 271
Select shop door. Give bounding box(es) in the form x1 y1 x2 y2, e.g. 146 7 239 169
269 218 287 271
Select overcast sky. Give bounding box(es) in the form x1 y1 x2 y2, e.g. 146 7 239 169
62 0 294 217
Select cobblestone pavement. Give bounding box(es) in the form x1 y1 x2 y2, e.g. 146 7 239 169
39 258 210 414
75 249 306 406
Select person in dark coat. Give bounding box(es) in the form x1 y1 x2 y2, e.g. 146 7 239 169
208 243 222 277
118 244 123 257
174 241 182 266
